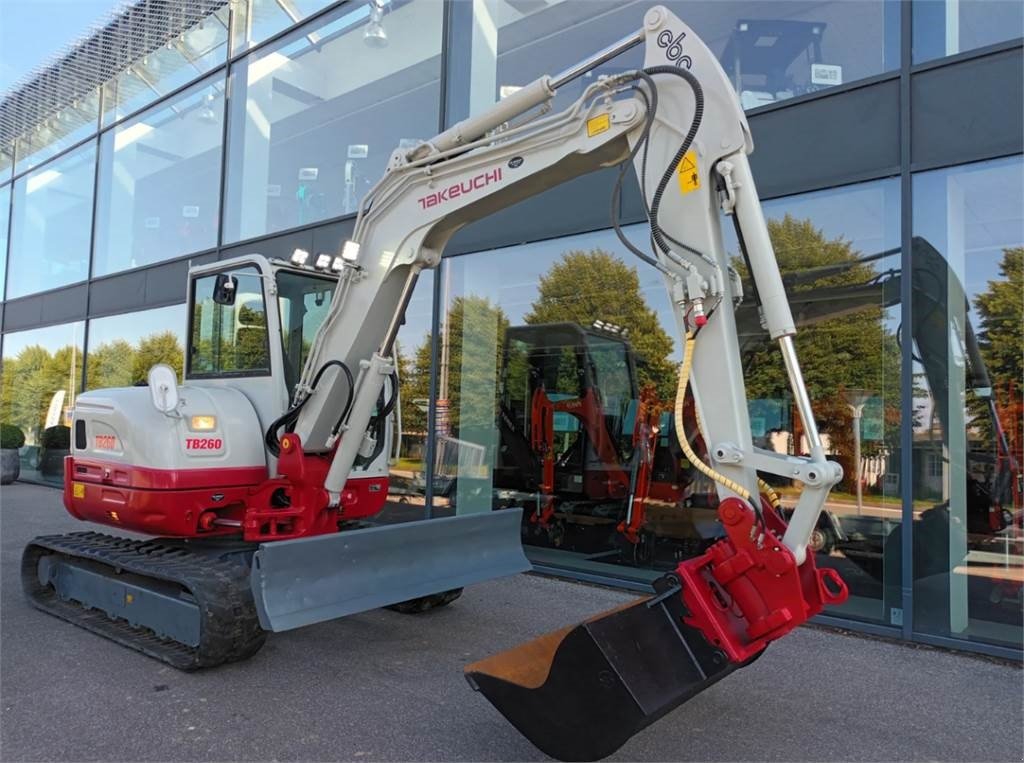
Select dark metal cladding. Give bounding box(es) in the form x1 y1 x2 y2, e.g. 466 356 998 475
465 574 754 761
22 532 265 670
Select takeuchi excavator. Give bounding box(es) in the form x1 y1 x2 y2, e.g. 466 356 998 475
22 8 850 760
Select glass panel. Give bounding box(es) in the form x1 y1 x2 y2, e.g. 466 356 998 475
735 179 903 626
276 268 338 393
434 178 902 615
93 75 225 277
913 0 1024 63
1 144 12 180
0 321 85 487
387 270 434 522
223 0 443 244
14 89 100 175
448 0 899 122
231 0 336 54
6 142 96 299
911 155 1023 649
0 183 10 299
188 267 271 377
86 305 187 390
101 7 229 126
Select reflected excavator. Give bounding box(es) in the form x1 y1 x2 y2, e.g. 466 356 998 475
23 8 852 760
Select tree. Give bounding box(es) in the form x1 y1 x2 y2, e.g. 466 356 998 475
972 246 1023 473
133 331 184 383
524 249 676 401
735 215 902 464
87 339 135 390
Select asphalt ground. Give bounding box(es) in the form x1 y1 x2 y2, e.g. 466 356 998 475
1 482 1022 762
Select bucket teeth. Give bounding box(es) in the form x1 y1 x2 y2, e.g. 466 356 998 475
466 575 744 761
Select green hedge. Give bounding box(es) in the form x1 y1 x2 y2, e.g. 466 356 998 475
0 424 25 450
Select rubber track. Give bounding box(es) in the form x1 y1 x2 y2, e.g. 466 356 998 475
22 532 266 671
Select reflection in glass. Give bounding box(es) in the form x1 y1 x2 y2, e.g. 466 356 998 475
93 75 225 277
913 0 1024 63
433 179 902 615
231 0 336 54
0 322 85 487
7 142 96 299
101 7 229 127
1 144 12 180
384 270 434 522
189 267 270 376
0 183 10 299
911 156 1023 649
13 90 100 175
222 0 442 243
448 0 898 122
86 305 186 390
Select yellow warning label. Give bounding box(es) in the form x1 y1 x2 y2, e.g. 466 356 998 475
72 482 85 499
587 113 611 137
677 150 700 194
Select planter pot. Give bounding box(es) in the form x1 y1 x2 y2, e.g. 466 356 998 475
1 448 20 485
39 449 68 478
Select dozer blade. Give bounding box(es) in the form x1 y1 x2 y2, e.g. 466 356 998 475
465 574 748 762
251 508 530 631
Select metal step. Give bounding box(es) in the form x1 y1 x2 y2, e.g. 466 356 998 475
251 508 531 632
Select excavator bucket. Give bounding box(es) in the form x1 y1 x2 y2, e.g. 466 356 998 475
251 509 530 631
465 574 748 761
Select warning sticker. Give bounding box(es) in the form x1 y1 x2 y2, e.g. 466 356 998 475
677 150 700 194
587 113 611 137
73 482 85 498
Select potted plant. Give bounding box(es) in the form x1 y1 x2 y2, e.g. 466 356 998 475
38 425 71 477
1 424 25 485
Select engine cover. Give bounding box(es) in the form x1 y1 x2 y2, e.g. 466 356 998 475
63 385 268 537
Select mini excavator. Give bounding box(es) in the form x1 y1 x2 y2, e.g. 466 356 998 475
23 7 850 760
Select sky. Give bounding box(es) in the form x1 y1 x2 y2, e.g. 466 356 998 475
0 0 126 95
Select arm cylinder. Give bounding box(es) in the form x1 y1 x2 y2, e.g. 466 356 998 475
728 153 796 340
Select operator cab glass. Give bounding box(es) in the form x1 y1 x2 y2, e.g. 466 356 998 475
275 268 337 395
188 266 270 377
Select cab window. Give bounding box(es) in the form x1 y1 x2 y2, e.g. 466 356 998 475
276 270 336 394
188 267 270 377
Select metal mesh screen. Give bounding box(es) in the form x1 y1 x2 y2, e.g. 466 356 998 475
0 0 229 150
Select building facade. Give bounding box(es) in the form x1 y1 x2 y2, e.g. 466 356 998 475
0 0 1021 659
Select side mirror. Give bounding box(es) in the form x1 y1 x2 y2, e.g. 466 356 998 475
148 364 180 414
212 273 238 305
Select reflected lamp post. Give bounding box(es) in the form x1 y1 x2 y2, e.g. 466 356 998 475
844 388 872 515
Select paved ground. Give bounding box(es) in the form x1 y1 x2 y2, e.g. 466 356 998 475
1 482 1021 762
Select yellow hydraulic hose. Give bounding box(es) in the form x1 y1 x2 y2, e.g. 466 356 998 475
674 333 753 502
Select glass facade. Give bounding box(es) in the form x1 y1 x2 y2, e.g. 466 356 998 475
222 0 443 243
100 6 230 128
6 142 96 299
448 0 899 121
0 0 1020 657
13 90 100 175
914 0 1024 63
0 183 9 299
910 156 1023 648
0 321 85 487
86 305 186 389
93 75 225 276
432 179 903 620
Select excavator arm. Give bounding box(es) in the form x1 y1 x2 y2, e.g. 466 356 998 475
262 6 848 759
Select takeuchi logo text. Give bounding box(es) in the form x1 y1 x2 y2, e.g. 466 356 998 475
418 167 503 210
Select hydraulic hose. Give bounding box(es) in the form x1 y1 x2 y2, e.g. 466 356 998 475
674 333 752 502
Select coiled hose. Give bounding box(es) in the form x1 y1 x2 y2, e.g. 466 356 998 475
674 333 783 512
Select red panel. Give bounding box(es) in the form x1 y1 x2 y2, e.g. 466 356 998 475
68 456 267 490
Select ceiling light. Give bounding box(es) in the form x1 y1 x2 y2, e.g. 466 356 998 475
364 0 388 48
